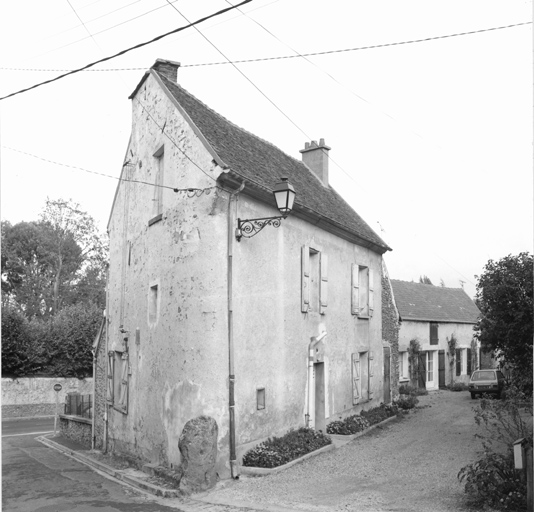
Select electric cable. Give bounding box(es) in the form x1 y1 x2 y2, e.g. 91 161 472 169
2 21 529 73
0 0 254 101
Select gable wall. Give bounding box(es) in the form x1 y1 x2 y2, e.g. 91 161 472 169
105 73 231 472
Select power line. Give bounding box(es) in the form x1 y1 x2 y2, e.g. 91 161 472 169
2 20 529 73
2 145 218 196
0 0 254 101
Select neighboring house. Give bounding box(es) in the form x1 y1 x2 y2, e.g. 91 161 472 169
390 280 480 390
94 59 393 482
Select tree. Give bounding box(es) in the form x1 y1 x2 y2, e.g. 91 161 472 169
1 199 107 318
419 275 433 285
474 253 533 393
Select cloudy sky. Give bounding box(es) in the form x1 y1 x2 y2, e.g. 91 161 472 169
1 0 532 298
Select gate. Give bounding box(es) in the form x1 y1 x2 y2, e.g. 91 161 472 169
383 347 391 403
438 350 446 388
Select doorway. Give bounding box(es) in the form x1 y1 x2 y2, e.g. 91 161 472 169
314 362 325 433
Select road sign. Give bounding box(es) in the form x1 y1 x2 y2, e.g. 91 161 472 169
54 383 62 392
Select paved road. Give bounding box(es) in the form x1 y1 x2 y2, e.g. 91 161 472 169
202 391 494 512
2 434 186 512
2 417 55 437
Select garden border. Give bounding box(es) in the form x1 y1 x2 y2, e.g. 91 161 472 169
329 414 398 443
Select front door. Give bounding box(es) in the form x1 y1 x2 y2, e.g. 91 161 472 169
418 352 426 389
383 347 391 403
314 362 326 433
438 350 446 388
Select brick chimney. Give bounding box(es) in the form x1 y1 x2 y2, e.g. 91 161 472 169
300 139 330 186
151 59 181 83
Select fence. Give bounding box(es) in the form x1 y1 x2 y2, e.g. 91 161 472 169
64 393 93 419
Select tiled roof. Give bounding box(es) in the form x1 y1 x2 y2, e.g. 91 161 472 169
390 279 480 324
156 73 391 253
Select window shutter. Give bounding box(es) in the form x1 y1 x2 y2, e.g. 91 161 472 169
368 351 374 399
351 264 360 315
352 353 361 404
368 269 374 318
107 351 114 404
320 253 328 315
467 348 472 375
301 246 310 313
456 349 462 376
118 353 129 413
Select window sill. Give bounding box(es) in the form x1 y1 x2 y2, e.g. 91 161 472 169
148 213 163 226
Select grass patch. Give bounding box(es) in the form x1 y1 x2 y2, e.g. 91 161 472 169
242 427 332 469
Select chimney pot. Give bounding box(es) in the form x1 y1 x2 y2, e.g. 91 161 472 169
151 58 181 83
299 139 331 187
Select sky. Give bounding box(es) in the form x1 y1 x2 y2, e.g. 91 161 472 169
1 0 532 299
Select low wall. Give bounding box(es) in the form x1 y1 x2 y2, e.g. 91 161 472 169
2 377 93 418
59 415 92 448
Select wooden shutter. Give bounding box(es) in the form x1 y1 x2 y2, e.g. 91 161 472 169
467 348 472 376
351 264 360 315
368 269 374 318
107 351 114 404
301 246 310 313
456 349 462 376
352 353 360 404
320 253 328 315
368 351 374 399
117 353 129 413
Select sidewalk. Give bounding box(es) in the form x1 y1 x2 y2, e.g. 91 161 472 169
37 433 295 512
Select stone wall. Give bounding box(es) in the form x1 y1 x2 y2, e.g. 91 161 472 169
2 377 93 418
59 415 92 448
381 263 400 400
93 325 107 450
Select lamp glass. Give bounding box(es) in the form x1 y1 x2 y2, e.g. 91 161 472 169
273 179 296 215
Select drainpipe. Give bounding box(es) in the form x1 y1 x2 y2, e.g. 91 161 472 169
227 182 244 479
306 331 327 428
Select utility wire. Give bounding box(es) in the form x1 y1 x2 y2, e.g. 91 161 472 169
164 0 314 148
3 20 528 73
2 145 218 195
0 0 254 101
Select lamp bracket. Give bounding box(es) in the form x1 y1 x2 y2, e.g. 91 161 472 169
236 215 286 242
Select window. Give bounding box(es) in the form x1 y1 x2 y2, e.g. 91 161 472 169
256 388 265 410
108 350 129 414
301 246 327 314
352 351 374 404
456 348 462 376
351 265 374 317
149 284 159 324
430 323 439 345
399 352 409 380
427 352 434 382
153 146 164 218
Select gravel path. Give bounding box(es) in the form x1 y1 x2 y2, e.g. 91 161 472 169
201 391 495 512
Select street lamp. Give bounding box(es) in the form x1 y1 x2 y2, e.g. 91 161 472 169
236 178 296 241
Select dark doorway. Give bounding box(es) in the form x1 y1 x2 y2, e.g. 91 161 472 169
418 352 426 389
438 350 446 388
314 362 326 433
383 347 391 403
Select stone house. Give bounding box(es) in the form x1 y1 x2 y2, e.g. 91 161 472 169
390 280 480 390
94 58 394 483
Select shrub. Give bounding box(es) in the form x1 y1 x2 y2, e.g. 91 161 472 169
458 452 527 510
361 403 399 425
395 395 419 410
449 382 468 392
242 427 332 468
399 384 428 396
327 415 370 435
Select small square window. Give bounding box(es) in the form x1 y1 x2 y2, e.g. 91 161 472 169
256 388 265 410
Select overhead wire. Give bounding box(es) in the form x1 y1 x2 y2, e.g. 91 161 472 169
0 0 254 101
2 20 529 73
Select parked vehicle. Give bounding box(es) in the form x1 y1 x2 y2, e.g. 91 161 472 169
468 369 505 399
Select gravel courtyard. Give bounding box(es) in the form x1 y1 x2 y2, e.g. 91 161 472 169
201 390 493 512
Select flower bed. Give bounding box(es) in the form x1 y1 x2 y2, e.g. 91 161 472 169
327 403 399 435
242 427 332 469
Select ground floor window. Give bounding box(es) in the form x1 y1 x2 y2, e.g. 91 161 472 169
108 350 129 414
399 351 409 380
352 351 374 403
427 351 434 382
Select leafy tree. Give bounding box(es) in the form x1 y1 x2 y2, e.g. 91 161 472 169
1 198 107 318
419 275 433 285
474 253 533 392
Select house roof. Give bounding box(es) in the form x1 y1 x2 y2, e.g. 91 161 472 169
390 279 480 324
144 67 391 254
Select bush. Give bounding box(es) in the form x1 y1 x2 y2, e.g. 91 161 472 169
242 427 332 468
361 403 399 425
458 452 527 510
449 382 468 392
395 395 419 410
399 384 428 396
458 388 533 510
326 404 398 435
